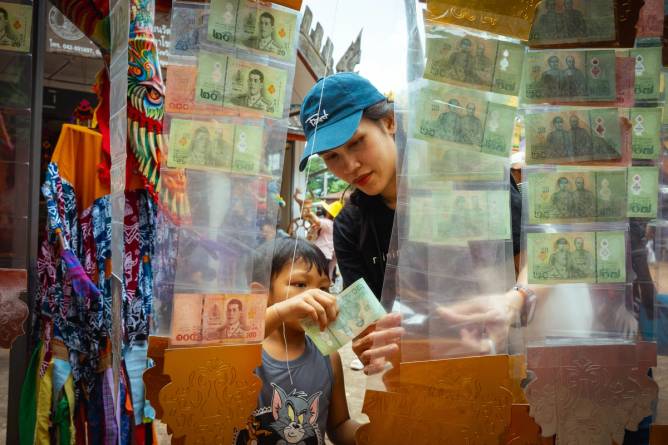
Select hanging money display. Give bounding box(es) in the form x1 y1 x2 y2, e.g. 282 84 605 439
520 1 663 442
356 2 530 444
151 1 299 442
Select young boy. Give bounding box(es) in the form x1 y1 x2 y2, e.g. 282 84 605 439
235 237 359 445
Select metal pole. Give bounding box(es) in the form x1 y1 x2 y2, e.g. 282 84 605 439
6 0 47 442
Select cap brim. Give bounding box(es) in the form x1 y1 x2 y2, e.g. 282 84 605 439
299 110 363 171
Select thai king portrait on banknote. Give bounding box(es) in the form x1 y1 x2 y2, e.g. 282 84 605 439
524 108 623 164
413 80 517 158
225 57 288 119
527 231 626 285
529 0 616 46
522 50 617 103
527 169 627 224
236 0 297 60
0 2 31 53
423 23 525 96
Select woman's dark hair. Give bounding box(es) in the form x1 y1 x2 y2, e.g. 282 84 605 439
250 237 329 285
362 98 394 122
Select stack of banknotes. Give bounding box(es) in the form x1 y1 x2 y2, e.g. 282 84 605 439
302 279 386 356
517 1 663 289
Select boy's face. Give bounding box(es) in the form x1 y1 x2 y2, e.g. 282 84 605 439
270 258 331 329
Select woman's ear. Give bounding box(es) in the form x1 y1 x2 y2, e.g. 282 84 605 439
382 114 397 135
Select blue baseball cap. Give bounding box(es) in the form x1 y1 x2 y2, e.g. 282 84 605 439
299 73 386 171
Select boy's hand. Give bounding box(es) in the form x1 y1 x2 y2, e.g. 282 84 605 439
273 289 339 331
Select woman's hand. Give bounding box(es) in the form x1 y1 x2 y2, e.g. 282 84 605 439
352 312 404 375
435 290 524 354
271 289 339 331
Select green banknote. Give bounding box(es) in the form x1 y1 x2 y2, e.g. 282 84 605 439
302 279 386 356
413 81 517 158
235 0 298 60
626 47 662 102
224 56 288 119
595 231 626 283
627 166 659 218
630 108 661 160
429 144 507 182
408 196 436 243
526 169 627 223
522 50 617 103
527 231 626 284
529 0 616 46
524 108 622 164
232 123 264 174
432 189 511 245
195 51 229 107
167 119 266 173
423 24 525 96
208 0 240 44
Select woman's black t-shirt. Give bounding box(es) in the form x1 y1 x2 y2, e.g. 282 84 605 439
333 191 395 300
333 175 522 302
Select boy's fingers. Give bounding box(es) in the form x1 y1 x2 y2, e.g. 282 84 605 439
312 292 338 322
304 296 328 330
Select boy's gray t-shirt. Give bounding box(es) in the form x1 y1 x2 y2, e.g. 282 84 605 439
235 337 333 445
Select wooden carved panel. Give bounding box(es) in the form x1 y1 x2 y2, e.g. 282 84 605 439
502 404 555 445
525 342 657 444
357 355 522 444
159 343 262 444
650 424 668 444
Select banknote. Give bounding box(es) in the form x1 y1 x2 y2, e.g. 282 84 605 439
235 0 298 60
624 47 662 103
615 57 636 107
413 81 517 158
526 169 626 224
170 5 209 58
302 279 386 356
0 2 32 53
528 0 616 46
428 144 507 182
224 56 288 119
636 0 663 39
627 166 659 218
167 119 237 171
522 50 617 103
201 294 266 344
433 189 511 245
630 108 661 160
423 24 525 96
595 231 627 284
207 0 240 45
195 51 229 108
524 108 623 164
527 231 626 284
408 189 510 245
231 123 265 174
166 64 229 116
170 293 204 345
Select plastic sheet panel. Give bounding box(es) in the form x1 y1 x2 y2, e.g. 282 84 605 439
378 18 520 370
519 4 665 440
153 0 299 347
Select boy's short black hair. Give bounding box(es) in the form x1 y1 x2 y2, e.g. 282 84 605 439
250 237 329 286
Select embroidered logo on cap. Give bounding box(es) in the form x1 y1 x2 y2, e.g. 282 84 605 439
306 110 329 128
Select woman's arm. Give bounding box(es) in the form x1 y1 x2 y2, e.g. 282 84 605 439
326 352 360 445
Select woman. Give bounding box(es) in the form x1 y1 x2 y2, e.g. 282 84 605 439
298 73 530 373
